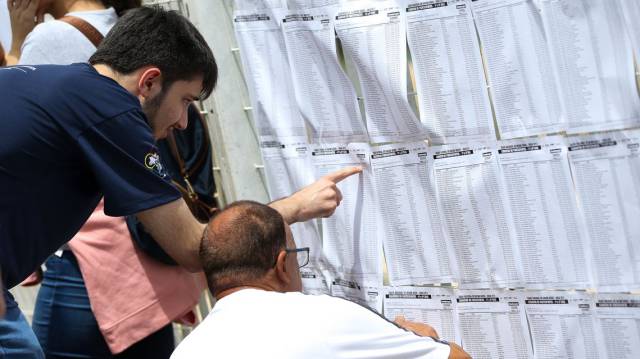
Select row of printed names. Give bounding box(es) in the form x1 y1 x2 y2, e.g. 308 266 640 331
308 283 640 359
234 0 640 146
262 129 640 294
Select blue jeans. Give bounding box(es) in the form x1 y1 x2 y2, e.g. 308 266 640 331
0 289 45 358
32 252 175 358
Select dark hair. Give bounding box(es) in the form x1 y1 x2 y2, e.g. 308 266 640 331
89 6 217 99
100 0 141 16
200 201 286 292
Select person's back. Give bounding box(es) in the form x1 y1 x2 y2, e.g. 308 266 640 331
173 288 450 358
0 62 160 289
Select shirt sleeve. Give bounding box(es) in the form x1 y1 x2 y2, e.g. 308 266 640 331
75 110 181 216
325 297 451 359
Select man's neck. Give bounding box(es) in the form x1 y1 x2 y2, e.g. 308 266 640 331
215 283 280 301
92 64 139 96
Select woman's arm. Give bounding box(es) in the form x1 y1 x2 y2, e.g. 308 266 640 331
5 0 43 65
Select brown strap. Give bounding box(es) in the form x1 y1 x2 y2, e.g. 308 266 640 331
0 43 5 66
166 131 188 177
59 16 104 48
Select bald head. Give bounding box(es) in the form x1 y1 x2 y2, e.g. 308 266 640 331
200 201 296 295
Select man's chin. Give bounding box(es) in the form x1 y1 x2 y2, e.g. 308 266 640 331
153 129 170 140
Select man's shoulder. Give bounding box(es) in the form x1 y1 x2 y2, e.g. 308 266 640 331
38 63 137 109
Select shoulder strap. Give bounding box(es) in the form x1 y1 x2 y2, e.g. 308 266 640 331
0 43 5 66
59 16 104 48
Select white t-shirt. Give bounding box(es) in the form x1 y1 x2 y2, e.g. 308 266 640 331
171 289 451 359
19 8 117 65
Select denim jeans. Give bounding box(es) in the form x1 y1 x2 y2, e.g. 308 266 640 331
32 251 174 358
0 289 45 359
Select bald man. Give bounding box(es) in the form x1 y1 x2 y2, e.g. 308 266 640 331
172 201 470 359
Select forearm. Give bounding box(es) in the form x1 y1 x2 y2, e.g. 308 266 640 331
137 199 205 272
269 197 300 225
4 43 21 65
4 52 20 66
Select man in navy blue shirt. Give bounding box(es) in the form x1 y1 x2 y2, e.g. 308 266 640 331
0 7 358 357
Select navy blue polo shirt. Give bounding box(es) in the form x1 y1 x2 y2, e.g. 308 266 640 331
0 64 180 288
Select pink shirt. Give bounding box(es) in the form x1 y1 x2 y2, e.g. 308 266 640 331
69 199 206 354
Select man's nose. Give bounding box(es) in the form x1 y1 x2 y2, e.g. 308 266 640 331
175 109 189 130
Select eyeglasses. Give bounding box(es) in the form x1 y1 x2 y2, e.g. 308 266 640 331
285 247 310 269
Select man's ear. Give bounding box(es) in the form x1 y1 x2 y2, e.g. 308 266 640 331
138 67 163 100
274 250 291 287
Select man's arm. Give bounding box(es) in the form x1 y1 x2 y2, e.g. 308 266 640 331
270 166 362 224
136 198 205 272
135 167 360 272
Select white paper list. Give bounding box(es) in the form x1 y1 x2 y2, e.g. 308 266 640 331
524 291 605 359
594 293 640 359
260 141 326 292
568 131 640 292
370 142 455 285
456 290 533 359
497 137 592 290
330 277 383 313
299 266 330 295
406 0 495 144
334 2 425 143
311 143 382 287
287 0 338 9
472 0 563 139
282 7 368 143
235 0 286 10
234 9 307 144
620 0 640 61
432 143 523 289
383 286 460 344
540 0 640 134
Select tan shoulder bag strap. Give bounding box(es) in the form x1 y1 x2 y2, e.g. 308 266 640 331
59 16 104 48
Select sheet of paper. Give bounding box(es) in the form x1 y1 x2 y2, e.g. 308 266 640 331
234 0 286 10
288 0 339 9
405 0 495 144
539 0 640 134
334 1 425 143
330 277 383 313
260 141 328 294
620 0 640 61
524 291 606 359
567 130 640 292
456 290 533 358
594 293 640 359
370 142 455 285
234 8 307 144
432 143 523 288
311 143 382 287
383 286 460 344
281 7 368 143
147 0 185 12
497 137 592 290
299 266 331 295
471 0 563 139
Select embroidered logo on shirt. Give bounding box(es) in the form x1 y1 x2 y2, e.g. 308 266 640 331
144 151 168 178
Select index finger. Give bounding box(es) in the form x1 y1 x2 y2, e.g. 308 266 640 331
322 166 362 183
